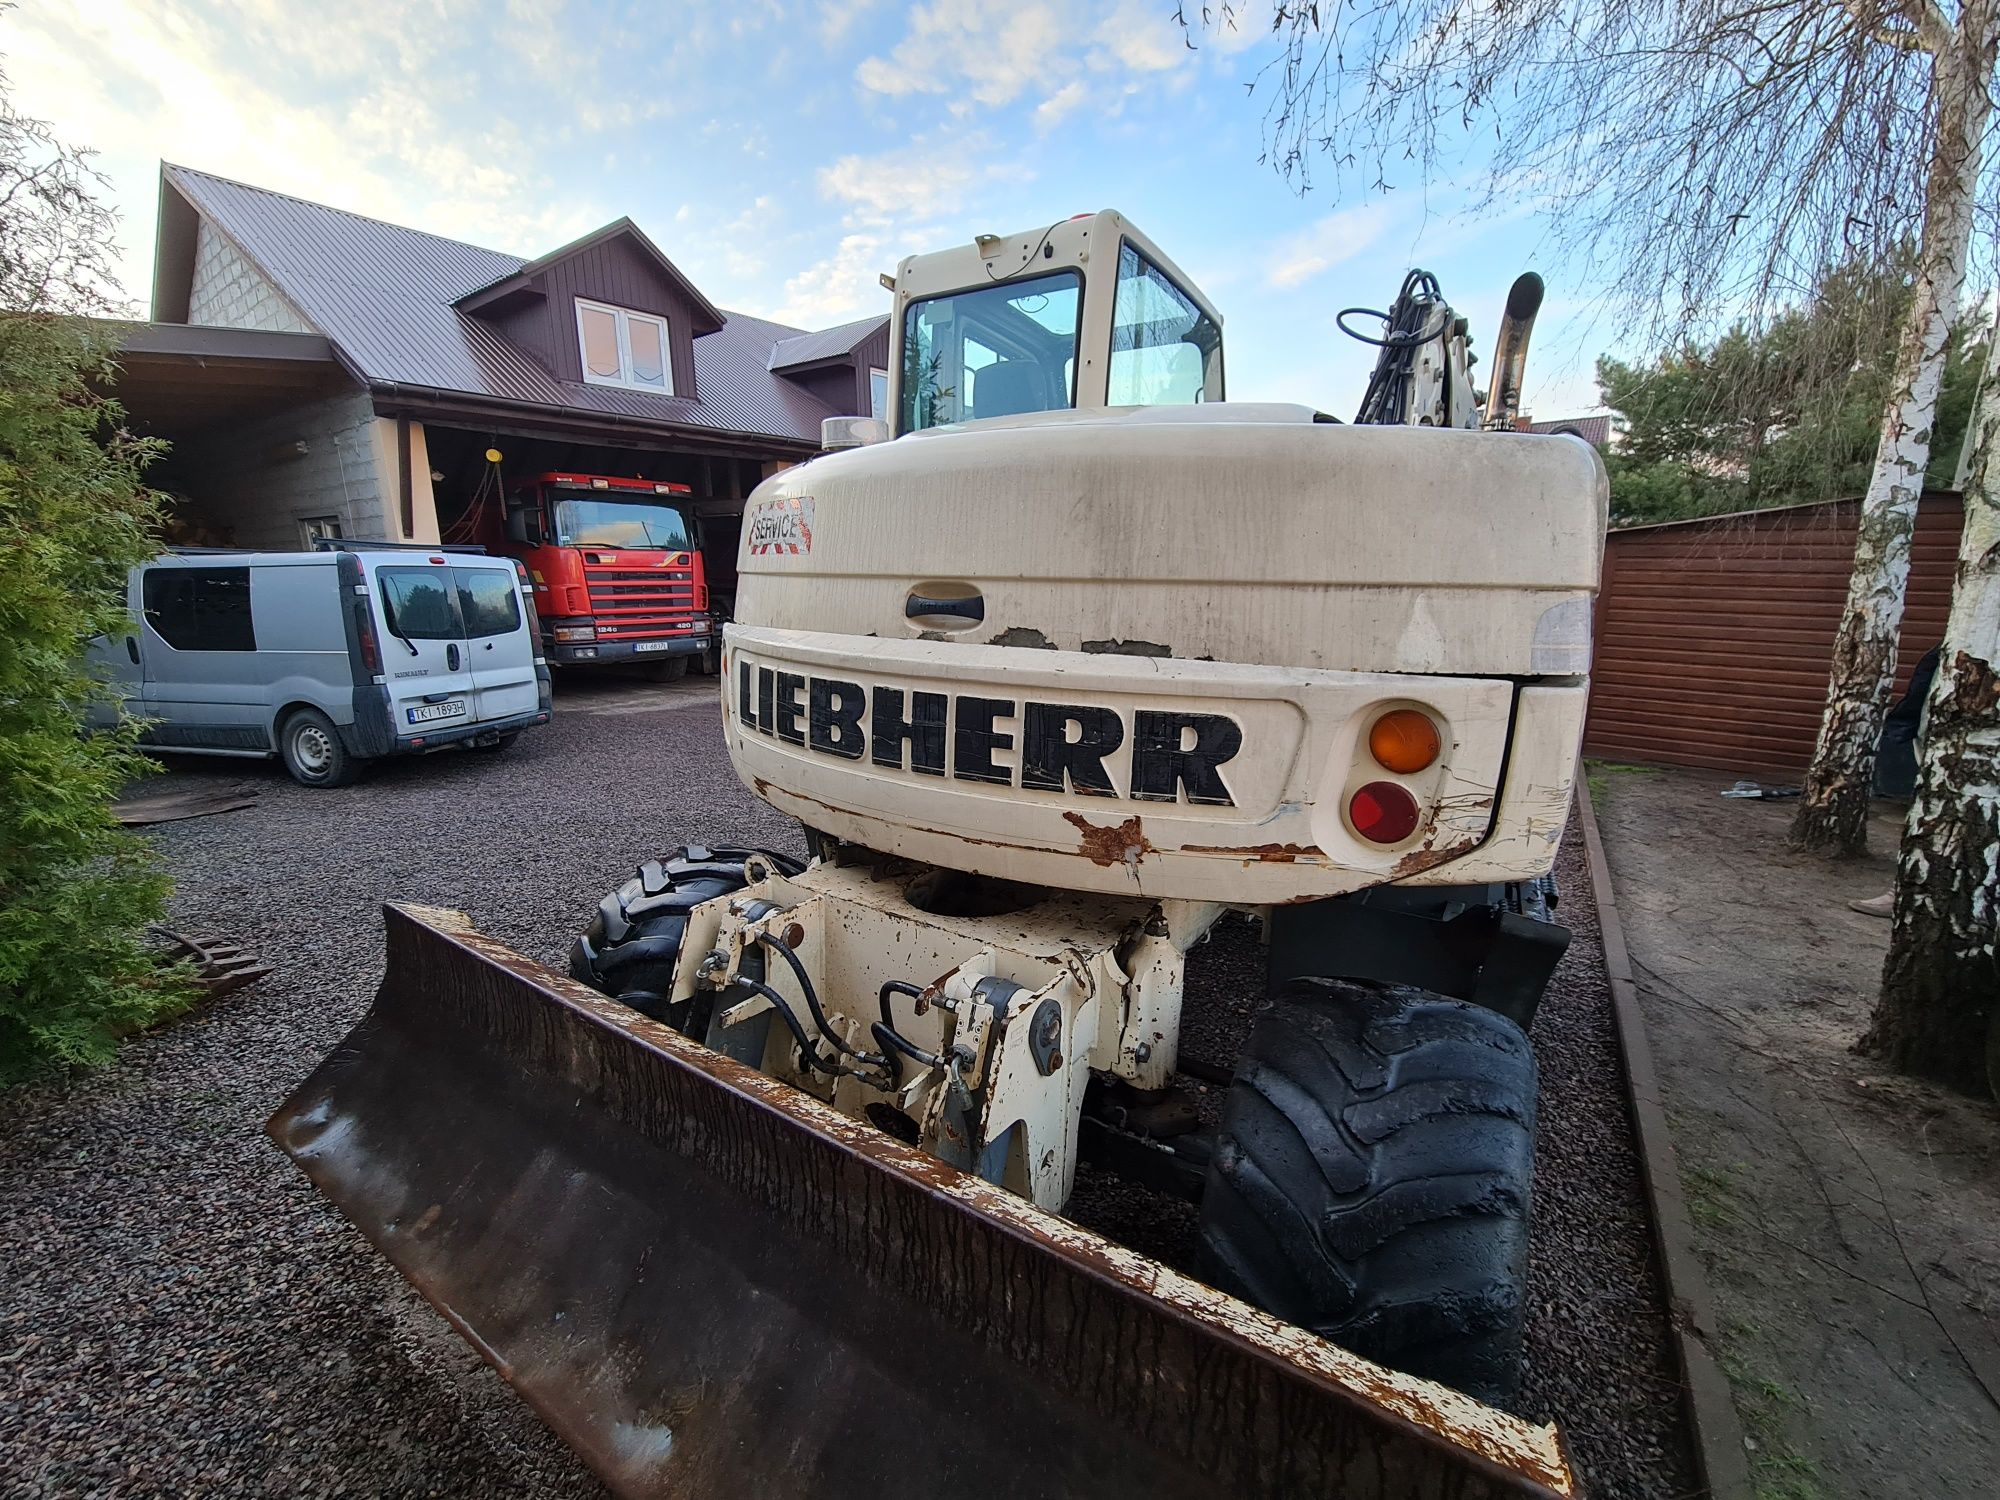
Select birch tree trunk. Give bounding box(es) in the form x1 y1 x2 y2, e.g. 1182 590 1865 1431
1791 2 1998 854
1863 304 2000 1096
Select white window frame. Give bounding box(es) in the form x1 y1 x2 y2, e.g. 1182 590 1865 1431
868 366 889 420
575 297 674 394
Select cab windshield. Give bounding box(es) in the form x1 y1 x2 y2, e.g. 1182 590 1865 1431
900 270 1081 432
553 497 694 550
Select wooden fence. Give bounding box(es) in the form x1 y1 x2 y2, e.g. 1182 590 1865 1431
1584 492 1961 776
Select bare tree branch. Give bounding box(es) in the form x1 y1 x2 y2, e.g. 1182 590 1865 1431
1185 1 1984 349
0 59 128 316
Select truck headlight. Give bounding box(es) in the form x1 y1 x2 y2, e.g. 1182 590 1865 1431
554 624 597 644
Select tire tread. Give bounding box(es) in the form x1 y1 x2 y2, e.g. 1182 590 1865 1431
1199 976 1535 1404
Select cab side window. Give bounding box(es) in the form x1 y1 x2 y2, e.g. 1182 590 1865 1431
452 568 522 638
1108 243 1223 408
142 567 256 651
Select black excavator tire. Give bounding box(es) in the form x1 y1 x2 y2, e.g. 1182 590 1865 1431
569 846 803 1020
1198 976 1537 1406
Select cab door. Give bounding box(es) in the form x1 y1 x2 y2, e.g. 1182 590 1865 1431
451 564 540 722
369 562 477 739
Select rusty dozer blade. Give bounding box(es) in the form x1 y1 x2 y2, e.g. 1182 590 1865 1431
268 904 1575 1500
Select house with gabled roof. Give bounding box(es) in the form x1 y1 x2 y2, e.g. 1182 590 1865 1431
109 164 888 571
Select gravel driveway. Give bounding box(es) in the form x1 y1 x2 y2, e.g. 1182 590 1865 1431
1 687 1690 1496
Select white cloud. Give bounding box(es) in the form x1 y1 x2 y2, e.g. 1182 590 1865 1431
856 0 1067 105
855 0 1193 109
818 0 881 44
771 229 897 326
820 150 960 218
785 129 1035 327
1265 205 1395 290
1033 81 1088 132
1089 3 1185 74
717 195 778 279
1184 0 1268 56
1 0 631 299
817 137 1027 222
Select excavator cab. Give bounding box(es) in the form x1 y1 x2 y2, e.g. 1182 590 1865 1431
891 212 1224 431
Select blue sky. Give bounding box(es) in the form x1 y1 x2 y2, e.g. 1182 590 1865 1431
10 0 1613 416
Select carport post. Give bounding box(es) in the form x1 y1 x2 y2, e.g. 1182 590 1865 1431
397 416 413 538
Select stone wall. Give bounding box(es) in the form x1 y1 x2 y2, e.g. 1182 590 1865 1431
187 218 314 333
166 390 389 549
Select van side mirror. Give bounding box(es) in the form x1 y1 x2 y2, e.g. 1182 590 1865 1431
506 506 544 546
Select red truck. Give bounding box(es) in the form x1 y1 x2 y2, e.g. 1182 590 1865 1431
483 472 714 676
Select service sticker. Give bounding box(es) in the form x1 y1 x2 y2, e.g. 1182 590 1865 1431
746 495 815 556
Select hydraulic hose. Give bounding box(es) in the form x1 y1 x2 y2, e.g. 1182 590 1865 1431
757 933 890 1069
1345 268 1448 427
736 976 878 1082
872 980 948 1081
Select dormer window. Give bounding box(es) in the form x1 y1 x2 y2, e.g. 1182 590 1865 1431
576 298 671 393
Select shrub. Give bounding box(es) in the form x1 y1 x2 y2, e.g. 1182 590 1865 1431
0 314 187 1081
0 85 184 1082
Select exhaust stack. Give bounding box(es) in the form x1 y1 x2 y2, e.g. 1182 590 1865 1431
1482 273 1545 431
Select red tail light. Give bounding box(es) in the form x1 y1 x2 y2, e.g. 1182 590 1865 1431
1349 781 1421 844
355 602 382 674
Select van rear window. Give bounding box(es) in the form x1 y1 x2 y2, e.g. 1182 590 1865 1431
377 568 459 641
454 568 522 638
143 566 256 652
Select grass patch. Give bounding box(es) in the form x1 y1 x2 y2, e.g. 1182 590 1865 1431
1682 1162 1740 1232
1584 758 1660 803
1720 1324 1825 1500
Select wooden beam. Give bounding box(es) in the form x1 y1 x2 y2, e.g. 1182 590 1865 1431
398 415 414 538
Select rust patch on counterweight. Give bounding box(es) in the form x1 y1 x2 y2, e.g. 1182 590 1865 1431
1390 834 1484 879
1063 811 1154 867
1182 841 1322 863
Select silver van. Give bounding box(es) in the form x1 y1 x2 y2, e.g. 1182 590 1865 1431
89 545 553 787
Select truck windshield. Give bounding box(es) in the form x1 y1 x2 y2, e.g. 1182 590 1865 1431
553 498 694 550
900 269 1081 433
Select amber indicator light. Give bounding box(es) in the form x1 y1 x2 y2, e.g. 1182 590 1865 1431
1368 709 1442 774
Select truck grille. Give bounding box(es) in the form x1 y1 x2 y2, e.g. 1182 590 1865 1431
583 563 701 640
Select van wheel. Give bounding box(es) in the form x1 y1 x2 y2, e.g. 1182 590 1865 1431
1198 977 1536 1405
279 708 359 788
643 656 689 683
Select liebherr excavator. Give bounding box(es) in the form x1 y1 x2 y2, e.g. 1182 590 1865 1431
271 213 1604 1499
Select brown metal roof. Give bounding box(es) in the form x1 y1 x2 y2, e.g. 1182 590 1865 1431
158 164 859 449
767 315 889 372
101 320 347 429
455 216 725 335
1524 414 1612 448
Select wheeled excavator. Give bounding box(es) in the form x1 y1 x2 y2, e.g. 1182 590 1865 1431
271 213 1602 1499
